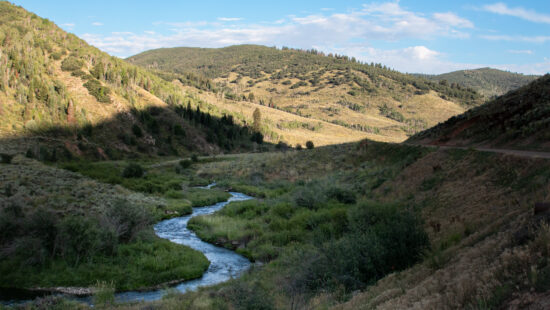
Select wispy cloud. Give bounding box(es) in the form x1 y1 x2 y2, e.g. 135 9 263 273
84 2 550 74
508 49 533 55
92 22 103 26
61 23 75 28
433 12 474 28
218 17 243 22
82 1 475 58
480 35 550 43
482 3 550 24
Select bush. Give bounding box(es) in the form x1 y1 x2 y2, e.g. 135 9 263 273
180 159 192 169
327 187 356 204
83 79 111 103
0 153 13 164
173 124 185 136
122 163 144 178
132 124 143 137
251 132 264 144
294 186 325 210
60 56 83 72
294 202 429 292
306 141 314 149
191 154 199 162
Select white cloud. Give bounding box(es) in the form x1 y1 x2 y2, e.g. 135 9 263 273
433 12 474 28
324 45 549 75
81 1 474 58
218 17 243 22
61 23 75 28
482 2 550 24
92 22 103 26
508 49 533 55
480 35 550 43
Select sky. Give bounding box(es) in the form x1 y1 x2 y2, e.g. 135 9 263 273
10 0 550 74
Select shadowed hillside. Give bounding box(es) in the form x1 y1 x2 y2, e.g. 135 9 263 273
128 45 484 142
409 74 550 151
416 67 539 98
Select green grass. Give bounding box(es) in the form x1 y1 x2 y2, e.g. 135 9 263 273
0 235 209 291
61 161 186 195
182 188 231 207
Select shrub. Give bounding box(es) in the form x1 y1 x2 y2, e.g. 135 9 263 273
191 154 199 162
294 186 325 210
0 153 13 164
102 200 152 242
132 124 143 137
296 144 303 150
327 187 356 204
223 281 275 310
83 79 111 103
60 56 83 72
180 159 192 169
122 163 144 178
56 216 107 264
306 141 314 149
173 124 185 136
251 132 264 144
294 202 429 292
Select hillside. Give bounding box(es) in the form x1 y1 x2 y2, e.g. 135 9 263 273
0 3 262 160
128 45 484 142
416 67 539 98
409 74 550 151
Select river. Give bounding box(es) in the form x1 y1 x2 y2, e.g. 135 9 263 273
0 186 254 305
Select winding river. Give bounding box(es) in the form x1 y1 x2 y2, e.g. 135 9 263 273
0 185 254 305
114 189 253 303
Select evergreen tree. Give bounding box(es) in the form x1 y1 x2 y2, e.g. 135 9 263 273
253 107 261 132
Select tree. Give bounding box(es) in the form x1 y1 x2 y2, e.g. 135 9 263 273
306 141 314 149
253 107 261 132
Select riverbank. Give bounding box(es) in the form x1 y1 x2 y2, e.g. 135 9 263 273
0 156 217 298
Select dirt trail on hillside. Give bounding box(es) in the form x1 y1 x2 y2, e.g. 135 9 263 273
412 144 550 159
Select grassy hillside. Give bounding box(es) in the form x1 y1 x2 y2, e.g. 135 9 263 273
416 67 539 98
409 74 550 151
23 141 550 309
128 45 484 143
0 3 261 160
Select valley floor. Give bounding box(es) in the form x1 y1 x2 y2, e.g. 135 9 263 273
2 141 550 309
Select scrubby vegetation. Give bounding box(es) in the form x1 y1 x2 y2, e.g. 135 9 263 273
410 74 550 151
128 45 483 143
416 67 539 98
0 156 210 291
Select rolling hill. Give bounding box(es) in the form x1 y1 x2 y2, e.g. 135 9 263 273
409 74 550 151
0 2 265 160
416 67 539 98
128 45 484 142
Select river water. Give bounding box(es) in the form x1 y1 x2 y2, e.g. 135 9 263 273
0 187 254 305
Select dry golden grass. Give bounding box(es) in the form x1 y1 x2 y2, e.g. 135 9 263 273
210 69 468 145
181 86 377 147
333 151 550 310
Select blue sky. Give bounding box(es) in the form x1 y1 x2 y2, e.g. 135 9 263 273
10 0 550 74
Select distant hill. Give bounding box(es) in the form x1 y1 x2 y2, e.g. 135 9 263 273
409 74 550 151
128 45 484 142
415 68 539 98
0 2 261 159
